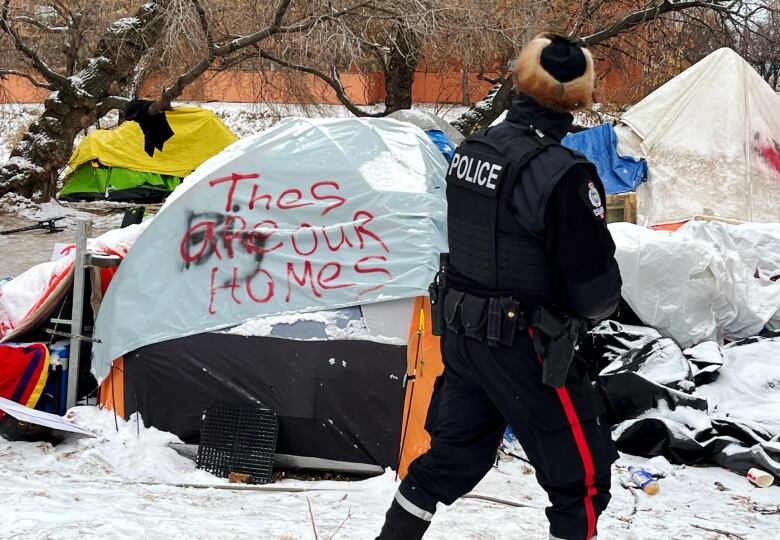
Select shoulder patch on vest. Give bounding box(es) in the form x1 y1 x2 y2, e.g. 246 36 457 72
579 179 605 220
446 147 509 198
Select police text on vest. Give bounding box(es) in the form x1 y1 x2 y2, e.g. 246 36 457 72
448 153 502 190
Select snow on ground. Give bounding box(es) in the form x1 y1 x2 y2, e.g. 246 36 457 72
0 207 124 278
0 407 778 539
2 101 778 538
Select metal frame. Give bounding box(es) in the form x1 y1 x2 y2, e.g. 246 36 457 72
66 219 91 409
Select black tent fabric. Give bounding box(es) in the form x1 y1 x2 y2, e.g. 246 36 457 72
587 323 780 477
123 334 406 469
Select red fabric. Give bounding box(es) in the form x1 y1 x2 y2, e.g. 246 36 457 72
99 267 118 296
0 343 48 416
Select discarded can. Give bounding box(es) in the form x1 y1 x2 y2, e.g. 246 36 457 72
747 468 774 488
628 466 660 495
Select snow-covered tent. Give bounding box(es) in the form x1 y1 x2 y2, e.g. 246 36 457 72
618 48 780 225
93 118 448 472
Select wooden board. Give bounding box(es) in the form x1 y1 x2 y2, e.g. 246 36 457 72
606 192 637 224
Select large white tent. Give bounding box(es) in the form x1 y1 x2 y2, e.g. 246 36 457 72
618 48 780 225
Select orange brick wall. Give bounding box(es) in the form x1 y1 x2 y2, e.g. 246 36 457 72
1 65 644 106
1 68 498 106
596 59 646 105
0 76 51 102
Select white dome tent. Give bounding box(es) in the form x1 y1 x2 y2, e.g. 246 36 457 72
90 117 449 471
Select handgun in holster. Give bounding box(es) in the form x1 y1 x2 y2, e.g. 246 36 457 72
534 309 588 388
428 253 449 336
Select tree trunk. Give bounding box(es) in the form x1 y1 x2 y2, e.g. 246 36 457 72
450 78 514 136
0 2 168 199
383 27 422 114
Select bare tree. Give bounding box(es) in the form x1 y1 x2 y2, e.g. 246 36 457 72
0 0 371 198
0 0 167 198
451 0 775 136
0 0 775 200
245 1 559 116
743 1 780 89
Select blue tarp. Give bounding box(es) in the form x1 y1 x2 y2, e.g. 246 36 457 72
562 124 648 194
425 129 456 162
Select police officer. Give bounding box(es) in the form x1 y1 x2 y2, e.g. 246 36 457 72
376 33 622 540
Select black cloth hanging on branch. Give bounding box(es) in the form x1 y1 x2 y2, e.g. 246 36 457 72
124 99 175 157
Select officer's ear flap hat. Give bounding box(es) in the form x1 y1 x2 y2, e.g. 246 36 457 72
513 32 595 112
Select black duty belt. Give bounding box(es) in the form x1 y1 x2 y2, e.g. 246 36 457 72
440 288 587 387
443 289 554 348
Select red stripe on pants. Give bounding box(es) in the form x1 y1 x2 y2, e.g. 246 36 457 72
529 329 597 539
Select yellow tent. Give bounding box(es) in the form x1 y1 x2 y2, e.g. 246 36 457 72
68 107 237 177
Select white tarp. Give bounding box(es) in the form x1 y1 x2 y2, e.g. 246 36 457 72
0 397 95 437
91 118 447 380
0 222 148 341
619 48 780 225
610 220 780 348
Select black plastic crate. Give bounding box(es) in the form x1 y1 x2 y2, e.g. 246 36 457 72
196 405 278 484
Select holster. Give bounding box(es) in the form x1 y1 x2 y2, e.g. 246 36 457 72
532 309 588 388
428 253 449 336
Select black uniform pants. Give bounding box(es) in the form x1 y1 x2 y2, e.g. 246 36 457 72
398 329 618 540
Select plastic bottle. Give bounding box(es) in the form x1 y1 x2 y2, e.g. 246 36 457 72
628 466 660 495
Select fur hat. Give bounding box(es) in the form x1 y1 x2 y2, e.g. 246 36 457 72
513 33 595 112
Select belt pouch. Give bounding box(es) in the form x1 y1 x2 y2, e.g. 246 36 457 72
487 297 502 347
443 290 465 333
499 296 521 347
461 295 488 341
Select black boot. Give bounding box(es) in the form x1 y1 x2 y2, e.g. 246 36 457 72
376 499 431 539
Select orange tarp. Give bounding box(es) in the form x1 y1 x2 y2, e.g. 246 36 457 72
398 296 444 478
98 357 125 418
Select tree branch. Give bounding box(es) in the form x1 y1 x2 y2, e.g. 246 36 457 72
0 68 53 89
12 15 68 33
0 1 71 89
582 1 739 45
191 0 213 49
273 0 293 27
212 2 367 57
450 0 751 135
149 1 370 113
258 49 384 117
96 95 131 117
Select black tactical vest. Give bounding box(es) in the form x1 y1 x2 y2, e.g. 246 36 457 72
445 121 595 306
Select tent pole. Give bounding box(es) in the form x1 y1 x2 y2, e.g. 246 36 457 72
66 218 92 410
